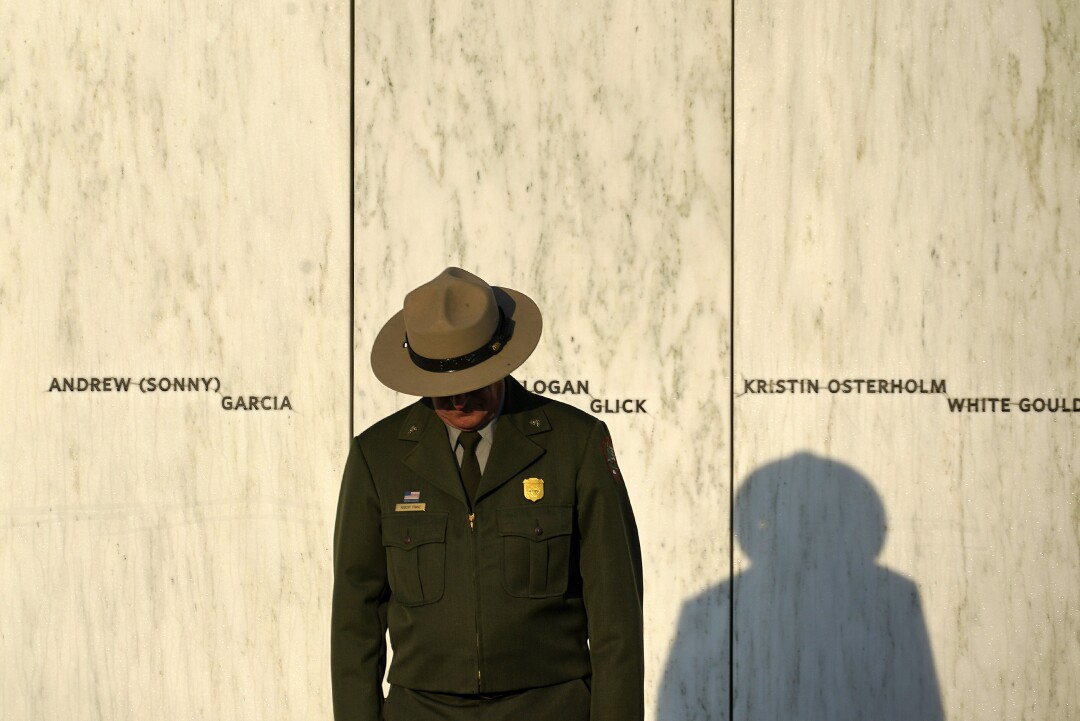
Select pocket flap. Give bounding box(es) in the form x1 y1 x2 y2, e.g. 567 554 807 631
381 512 448 550
497 505 573 542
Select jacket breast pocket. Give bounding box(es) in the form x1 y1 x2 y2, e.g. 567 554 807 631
381 512 448 606
497 505 574 598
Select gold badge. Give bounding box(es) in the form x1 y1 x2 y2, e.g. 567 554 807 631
522 477 544 502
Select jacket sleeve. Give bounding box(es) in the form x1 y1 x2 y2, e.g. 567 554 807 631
577 421 645 720
331 437 388 721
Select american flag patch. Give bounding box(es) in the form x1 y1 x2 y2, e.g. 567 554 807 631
403 491 421 503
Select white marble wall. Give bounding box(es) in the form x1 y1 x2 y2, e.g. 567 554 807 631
735 2 1080 720
353 2 730 718
1 3 349 719
9 1 1075 720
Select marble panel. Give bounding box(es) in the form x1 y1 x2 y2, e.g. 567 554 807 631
1 3 349 719
352 2 730 718
734 2 1080 720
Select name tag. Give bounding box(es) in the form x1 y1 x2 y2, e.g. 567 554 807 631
395 503 426 512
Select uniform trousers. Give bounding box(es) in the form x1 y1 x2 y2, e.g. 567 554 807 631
382 678 591 721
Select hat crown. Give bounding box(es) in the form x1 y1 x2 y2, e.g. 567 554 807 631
371 266 542 396
403 268 500 360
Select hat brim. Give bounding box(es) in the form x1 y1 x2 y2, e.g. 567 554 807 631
370 286 542 397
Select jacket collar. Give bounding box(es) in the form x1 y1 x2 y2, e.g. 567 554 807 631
397 377 550 504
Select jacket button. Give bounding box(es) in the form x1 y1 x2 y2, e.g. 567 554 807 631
534 526 543 536
404 535 411 545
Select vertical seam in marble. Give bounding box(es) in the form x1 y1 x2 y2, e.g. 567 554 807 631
349 0 356 440
729 0 737 719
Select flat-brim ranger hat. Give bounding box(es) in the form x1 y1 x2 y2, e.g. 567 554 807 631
371 267 543 397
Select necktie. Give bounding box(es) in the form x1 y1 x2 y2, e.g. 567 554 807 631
457 431 482 504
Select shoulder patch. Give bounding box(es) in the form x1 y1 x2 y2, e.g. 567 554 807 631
601 435 622 484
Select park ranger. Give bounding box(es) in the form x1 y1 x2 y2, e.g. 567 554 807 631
331 268 644 721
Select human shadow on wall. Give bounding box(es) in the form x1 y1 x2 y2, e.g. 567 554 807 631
658 453 944 721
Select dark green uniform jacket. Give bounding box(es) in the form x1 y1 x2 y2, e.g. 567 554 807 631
332 378 644 720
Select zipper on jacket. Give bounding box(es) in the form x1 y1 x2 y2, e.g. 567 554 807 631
468 509 483 692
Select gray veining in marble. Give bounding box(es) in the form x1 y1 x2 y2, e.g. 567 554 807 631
1 3 349 719
353 3 731 717
735 2 1080 719
8 1 1077 719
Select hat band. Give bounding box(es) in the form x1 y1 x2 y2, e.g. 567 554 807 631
404 309 512 374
